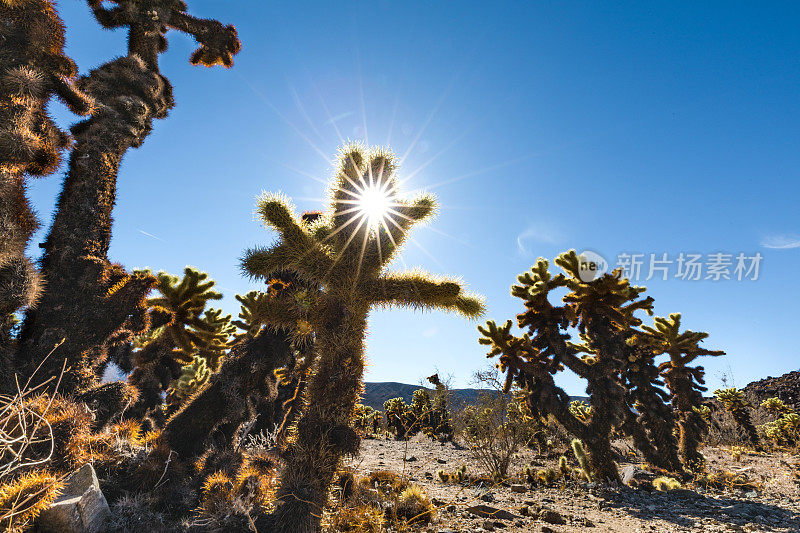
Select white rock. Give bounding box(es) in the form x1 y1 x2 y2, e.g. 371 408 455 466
38 464 110 533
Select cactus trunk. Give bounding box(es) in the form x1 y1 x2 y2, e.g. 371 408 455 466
271 308 366 532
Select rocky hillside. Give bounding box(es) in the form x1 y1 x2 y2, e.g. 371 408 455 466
742 369 800 411
361 382 485 411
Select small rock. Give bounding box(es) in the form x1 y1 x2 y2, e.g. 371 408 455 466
538 509 566 525
405 455 417 462
479 491 495 502
582 518 596 527
510 484 527 493
621 465 656 487
482 519 495 531
465 504 520 520
37 464 110 533
437 458 447 464
541 526 555 533
744 491 758 498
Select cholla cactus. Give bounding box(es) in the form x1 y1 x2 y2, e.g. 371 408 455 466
761 397 794 415
0 471 63 531
714 388 760 449
620 341 683 472
640 313 724 469
242 144 483 531
480 252 656 483
14 0 240 394
194 308 236 370
127 267 224 417
569 401 592 423
232 291 269 340
762 413 800 448
760 398 799 448
166 355 211 413
353 404 381 437
384 397 416 440
0 0 92 327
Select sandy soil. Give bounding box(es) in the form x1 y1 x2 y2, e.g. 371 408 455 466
343 436 800 532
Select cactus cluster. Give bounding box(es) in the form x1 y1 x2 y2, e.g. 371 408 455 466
760 397 800 448
479 251 723 480
353 404 382 437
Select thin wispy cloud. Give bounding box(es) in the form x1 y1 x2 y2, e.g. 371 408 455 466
139 230 166 243
761 234 800 250
324 111 354 126
516 222 565 255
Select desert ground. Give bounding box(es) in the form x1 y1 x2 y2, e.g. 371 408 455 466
341 437 800 532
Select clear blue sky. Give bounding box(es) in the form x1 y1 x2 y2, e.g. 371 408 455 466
32 1 799 393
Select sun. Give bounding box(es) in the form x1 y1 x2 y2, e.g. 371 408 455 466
356 182 394 230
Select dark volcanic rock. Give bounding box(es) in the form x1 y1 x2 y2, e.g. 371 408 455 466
742 370 800 411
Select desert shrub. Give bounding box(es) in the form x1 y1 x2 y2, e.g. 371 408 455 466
694 470 759 492
458 389 531 480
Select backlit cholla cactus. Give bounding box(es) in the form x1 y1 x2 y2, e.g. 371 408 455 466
15 0 240 394
166 354 211 413
640 313 724 469
479 252 655 482
0 0 92 371
128 267 225 418
714 387 761 449
241 144 483 532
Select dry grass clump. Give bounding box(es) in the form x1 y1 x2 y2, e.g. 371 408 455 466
324 504 384 533
108 494 169 533
694 470 760 492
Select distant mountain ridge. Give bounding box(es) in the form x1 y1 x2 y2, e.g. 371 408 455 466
362 381 589 411
361 382 484 411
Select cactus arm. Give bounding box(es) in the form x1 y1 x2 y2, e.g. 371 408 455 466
166 10 241 67
242 243 331 285
370 273 485 319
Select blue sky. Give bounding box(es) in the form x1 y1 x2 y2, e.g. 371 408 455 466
32 1 799 393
